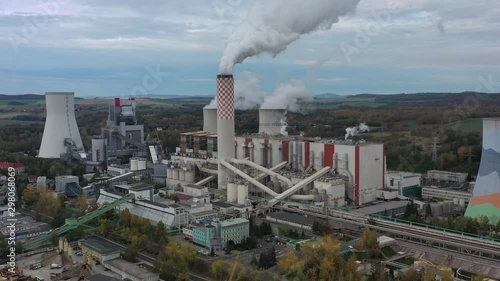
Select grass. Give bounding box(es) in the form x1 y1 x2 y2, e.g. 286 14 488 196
447 118 482 133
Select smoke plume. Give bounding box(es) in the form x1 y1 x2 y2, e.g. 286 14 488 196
260 80 312 111
345 123 370 140
219 0 361 74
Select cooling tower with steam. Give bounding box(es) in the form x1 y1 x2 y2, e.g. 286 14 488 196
259 109 287 136
217 75 235 189
203 108 217 132
39 92 84 158
465 118 500 222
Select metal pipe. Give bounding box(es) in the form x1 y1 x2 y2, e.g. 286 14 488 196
254 161 288 181
269 166 331 206
220 159 278 197
195 176 216 186
230 159 293 187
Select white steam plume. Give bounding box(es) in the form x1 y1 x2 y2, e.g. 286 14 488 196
260 80 312 112
204 72 266 110
219 0 361 74
345 123 370 140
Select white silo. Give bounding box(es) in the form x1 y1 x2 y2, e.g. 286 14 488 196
138 158 147 170
39 92 84 158
91 137 105 162
258 109 287 136
185 170 195 183
173 169 180 180
237 184 248 205
227 183 238 203
130 158 139 171
179 169 186 181
203 108 217 132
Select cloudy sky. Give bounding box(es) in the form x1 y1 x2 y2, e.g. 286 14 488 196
0 0 499 97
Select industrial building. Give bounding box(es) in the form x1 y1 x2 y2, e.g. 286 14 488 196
80 238 121 264
422 187 471 206
426 170 468 184
38 92 86 159
356 200 409 217
184 217 249 250
103 258 159 281
385 171 422 197
0 214 51 241
55 175 83 197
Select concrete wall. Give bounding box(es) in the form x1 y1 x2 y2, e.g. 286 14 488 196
359 144 384 204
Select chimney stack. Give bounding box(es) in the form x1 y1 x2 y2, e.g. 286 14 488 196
216 75 235 189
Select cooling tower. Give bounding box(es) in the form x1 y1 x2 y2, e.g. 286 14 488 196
465 118 500 222
259 109 287 136
217 75 235 189
203 108 217 132
39 92 84 158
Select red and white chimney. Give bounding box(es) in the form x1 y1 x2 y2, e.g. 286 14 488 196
216 74 235 189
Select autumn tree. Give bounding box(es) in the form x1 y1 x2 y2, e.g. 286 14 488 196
176 272 190 281
358 227 379 253
228 261 246 281
22 185 37 206
212 260 226 281
440 270 454 281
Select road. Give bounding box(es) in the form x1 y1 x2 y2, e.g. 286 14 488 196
90 235 211 281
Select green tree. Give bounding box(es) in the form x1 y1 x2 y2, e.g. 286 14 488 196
176 272 190 281
124 243 138 262
358 227 379 253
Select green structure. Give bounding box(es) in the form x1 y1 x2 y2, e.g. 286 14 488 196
24 193 135 250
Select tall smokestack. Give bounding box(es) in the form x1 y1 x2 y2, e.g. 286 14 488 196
217 75 235 189
39 92 84 158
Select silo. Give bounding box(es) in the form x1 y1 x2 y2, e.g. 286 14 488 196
258 109 287 136
58 238 64 251
91 137 105 162
138 158 147 170
237 184 248 205
39 92 85 158
227 183 238 203
173 169 179 180
185 170 195 183
203 108 218 133
167 167 172 179
130 158 139 171
179 170 186 181
459 199 465 208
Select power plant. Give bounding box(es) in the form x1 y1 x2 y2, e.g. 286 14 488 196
38 92 85 159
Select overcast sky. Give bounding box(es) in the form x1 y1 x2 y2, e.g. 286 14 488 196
1 0 499 97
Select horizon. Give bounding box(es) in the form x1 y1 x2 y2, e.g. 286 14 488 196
1 1 499 97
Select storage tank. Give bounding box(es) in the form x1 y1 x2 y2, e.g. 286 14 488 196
237 184 248 205
453 198 459 205
130 158 139 171
173 169 179 180
91 137 105 162
138 158 147 170
179 170 185 181
227 183 237 203
258 109 287 136
167 167 172 179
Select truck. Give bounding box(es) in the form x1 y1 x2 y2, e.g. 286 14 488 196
50 263 62 269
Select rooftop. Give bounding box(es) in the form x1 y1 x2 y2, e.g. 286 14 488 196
212 201 234 208
104 258 159 279
267 212 314 227
357 200 409 214
0 162 24 168
81 239 120 255
88 273 121 281
185 184 207 190
220 218 248 227
386 171 422 178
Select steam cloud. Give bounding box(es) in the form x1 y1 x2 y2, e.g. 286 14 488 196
219 0 361 74
205 73 311 112
345 123 370 140
260 80 311 111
